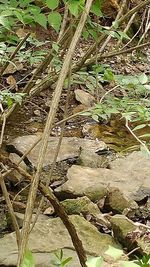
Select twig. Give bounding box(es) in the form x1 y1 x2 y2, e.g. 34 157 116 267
122 9 146 49
58 4 69 42
116 12 137 47
125 118 150 156
30 58 73 233
0 103 6 147
84 41 150 67
0 173 21 247
0 33 30 77
126 247 140 257
100 85 120 103
99 0 127 54
17 1 93 266
138 6 150 44
73 0 150 72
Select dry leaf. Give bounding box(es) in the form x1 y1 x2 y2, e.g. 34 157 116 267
6 75 18 90
4 61 23 75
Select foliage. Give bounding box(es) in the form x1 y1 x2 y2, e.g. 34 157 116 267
135 254 150 267
22 249 35 267
86 246 150 267
0 89 26 107
51 249 72 267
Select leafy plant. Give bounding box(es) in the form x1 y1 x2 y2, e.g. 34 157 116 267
135 254 150 267
51 249 72 267
0 90 26 107
22 249 35 267
86 246 150 267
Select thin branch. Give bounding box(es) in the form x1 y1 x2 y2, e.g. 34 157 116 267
0 103 6 148
17 1 93 266
84 41 150 67
0 173 21 247
125 118 150 156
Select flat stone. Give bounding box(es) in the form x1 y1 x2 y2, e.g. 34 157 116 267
0 215 119 267
8 135 106 168
55 161 150 202
109 151 150 201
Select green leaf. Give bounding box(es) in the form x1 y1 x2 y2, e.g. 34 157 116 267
52 42 59 52
105 246 124 260
46 0 59 10
48 11 61 32
120 260 140 267
0 15 11 30
144 84 150 90
82 30 89 39
117 31 130 40
91 0 103 17
138 73 148 84
22 249 35 267
13 10 24 24
86 256 103 267
139 134 150 138
61 257 72 266
34 13 47 29
68 0 79 17
132 124 147 131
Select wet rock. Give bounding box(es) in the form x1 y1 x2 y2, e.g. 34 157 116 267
0 215 120 267
74 89 95 107
110 151 150 201
8 135 106 168
104 188 138 214
61 196 101 217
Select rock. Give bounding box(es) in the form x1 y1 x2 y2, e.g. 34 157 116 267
61 196 101 217
74 89 95 107
0 215 120 267
109 215 150 254
78 148 109 168
55 156 150 202
14 212 49 228
104 188 138 214
109 215 136 249
55 165 108 201
8 135 106 168
110 151 150 201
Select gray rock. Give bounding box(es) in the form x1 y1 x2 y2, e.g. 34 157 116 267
0 215 120 267
9 136 106 168
55 155 150 201
104 188 138 214
110 151 150 201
